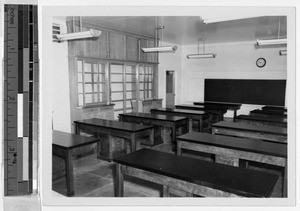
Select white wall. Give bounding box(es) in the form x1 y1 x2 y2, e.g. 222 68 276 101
158 43 183 107
179 41 287 116
52 18 72 132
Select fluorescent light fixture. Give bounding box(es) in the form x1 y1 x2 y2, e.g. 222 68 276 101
55 29 101 41
142 45 177 53
256 38 287 46
187 53 216 59
202 15 261 24
279 50 287 55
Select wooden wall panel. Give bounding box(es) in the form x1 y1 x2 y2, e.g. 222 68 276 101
126 36 138 61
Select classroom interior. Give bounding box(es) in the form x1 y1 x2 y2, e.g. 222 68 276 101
50 13 290 199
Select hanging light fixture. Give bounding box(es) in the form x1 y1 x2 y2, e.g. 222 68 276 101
257 18 286 46
279 50 287 55
54 17 101 42
141 22 177 53
187 21 216 59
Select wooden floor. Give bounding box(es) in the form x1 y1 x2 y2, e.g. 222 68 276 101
52 141 284 197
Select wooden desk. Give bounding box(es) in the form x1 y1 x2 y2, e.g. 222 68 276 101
150 108 210 132
176 132 287 196
74 118 154 161
52 130 99 196
193 101 241 120
114 149 278 197
212 121 287 144
175 104 227 122
262 106 287 112
119 112 189 151
250 109 287 118
235 114 287 128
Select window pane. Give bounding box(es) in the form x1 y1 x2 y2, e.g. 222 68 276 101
99 93 104 102
126 100 131 108
84 63 92 72
139 74 144 82
126 109 132 113
78 94 83 106
93 94 98 102
126 74 136 82
111 83 123 91
78 73 82 82
126 65 135 74
85 84 93 93
149 83 152 89
84 73 92 82
99 64 105 73
78 83 83 93
93 63 98 74
85 94 93 104
139 91 144 99
93 74 98 83
148 67 153 74
139 66 144 74
111 64 123 74
99 74 105 83
126 91 135 99
139 83 144 90
111 74 123 82
126 83 135 90
77 60 83 72
113 101 123 110
148 91 152 98
93 84 98 92
99 84 105 92
111 92 123 101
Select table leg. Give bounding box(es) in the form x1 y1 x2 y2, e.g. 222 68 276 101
233 110 237 120
149 128 154 146
283 161 287 197
163 186 170 197
75 123 79 135
171 125 176 152
130 133 136 152
177 140 182 155
188 119 193 132
65 150 74 196
199 118 203 132
116 164 124 197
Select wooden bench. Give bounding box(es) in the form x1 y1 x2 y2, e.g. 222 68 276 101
175 104 227 122
150 108 210 132
176 132 287 196
250 109 287 118
212 121 287 144
235 114 287 128
74 118 154 161
52 130 99 196
193 101 241 120
114 149 279 197
119 112 189 152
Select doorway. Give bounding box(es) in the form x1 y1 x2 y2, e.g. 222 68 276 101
166 70 175 108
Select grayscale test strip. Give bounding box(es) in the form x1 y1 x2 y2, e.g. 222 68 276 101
4 4 39 196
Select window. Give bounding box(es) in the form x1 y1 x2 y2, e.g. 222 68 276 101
139 65 153 99
77 59 106 107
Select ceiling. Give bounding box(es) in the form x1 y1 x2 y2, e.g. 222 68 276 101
76 16 287 45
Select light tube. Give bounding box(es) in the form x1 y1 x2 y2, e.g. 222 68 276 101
187 53 216 59
256 38 287 46
55 29 101 41
142 45 177 53
279 50 287 55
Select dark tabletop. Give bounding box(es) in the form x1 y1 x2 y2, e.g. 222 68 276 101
119 112 188 122
250 109 287 116
262 106 287 112
151 108 207 115
52 130 98 149
114 148 278 197
193 101 242 109
177 132 287 158
74 118 153 132
236 114 287 123
212 121 287 135
175 104 227 113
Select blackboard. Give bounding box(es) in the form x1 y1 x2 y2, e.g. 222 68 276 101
204 79 286 106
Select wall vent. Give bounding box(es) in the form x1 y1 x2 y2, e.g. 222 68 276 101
52 23 61 42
